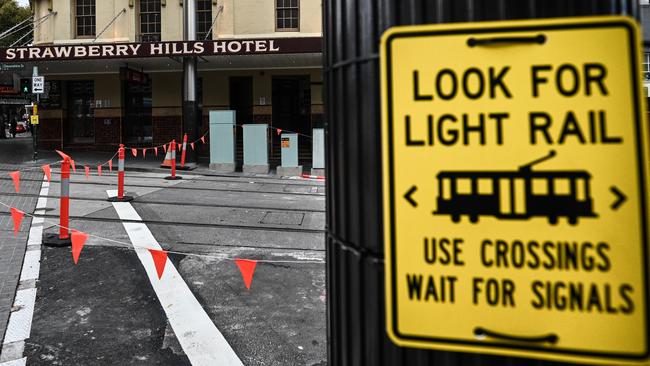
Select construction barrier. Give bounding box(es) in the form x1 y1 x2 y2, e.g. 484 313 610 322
160 141 174 168
177 133 196 171
43 156 72 247
165 140 182 180
108 144 134 202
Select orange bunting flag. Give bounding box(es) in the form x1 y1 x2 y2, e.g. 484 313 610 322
9 171 19 193
142 148 147 158
108 159 113 172
154 147 158 156
97 165 102 176
10 208 23 236
131 148 137 157
177 143 181 152
163 144 167 153
70 160 77 173
71 231 89 265
276 128 282 136
41 164 51 182
148 249 168 279
54 150 71 160
84 166 90 179
190 142 195 151
200 136 206 144
235 259 258 290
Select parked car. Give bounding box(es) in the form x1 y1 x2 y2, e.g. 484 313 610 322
15 121 26 134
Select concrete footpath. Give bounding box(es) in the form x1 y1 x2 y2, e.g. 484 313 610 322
0 148 326 365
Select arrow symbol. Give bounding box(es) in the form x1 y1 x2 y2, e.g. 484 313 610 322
610 186 627 210
404 185 418 208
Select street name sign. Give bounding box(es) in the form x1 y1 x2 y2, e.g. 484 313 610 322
32 76 44 94
381 16 650 365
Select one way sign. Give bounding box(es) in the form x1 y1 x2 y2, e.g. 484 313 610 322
32 76 44 94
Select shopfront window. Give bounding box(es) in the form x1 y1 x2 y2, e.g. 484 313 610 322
276 0 299 31
75 0 96 37
139 0 161 42
197 0 213 40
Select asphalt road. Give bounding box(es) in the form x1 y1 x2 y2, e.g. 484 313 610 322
0 162 326 365
0 135 35 164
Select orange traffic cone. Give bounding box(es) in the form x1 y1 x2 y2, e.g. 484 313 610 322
160 142 174 168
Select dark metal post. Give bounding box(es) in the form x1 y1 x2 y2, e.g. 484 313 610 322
183 0 199 167
32 66 38 161
324 1 639 366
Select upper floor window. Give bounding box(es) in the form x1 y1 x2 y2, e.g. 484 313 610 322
75 0 96 37
139 0 161 42
196 0 213 40
276 0 299 31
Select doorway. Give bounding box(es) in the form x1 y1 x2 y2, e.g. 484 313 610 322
123 78 153 144
272 76 311 135
67 81 95 144
229 76 253 125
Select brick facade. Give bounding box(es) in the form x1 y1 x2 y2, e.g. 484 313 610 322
152 116 183 145
94 117 121 145
38 118 63 150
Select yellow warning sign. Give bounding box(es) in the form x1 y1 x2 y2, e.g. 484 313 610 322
381 16 650 365
30 115 38 125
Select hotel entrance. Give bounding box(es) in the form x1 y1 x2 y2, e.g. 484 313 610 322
272 75 311 135
67 81 95 144
122 68 153 144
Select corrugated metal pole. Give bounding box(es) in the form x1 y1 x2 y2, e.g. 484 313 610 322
323 1 640 366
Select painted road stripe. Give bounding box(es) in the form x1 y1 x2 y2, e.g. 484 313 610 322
2 289 36 345
107 190 243 366
1 178 49 365
0 357 26 366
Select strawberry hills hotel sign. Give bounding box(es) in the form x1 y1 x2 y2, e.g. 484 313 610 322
0 37 322 62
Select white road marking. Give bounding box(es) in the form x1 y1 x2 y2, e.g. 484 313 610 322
2 289 36 345
1 178 49 364
0 357 26 366
107 189 243 366
18 251 40 282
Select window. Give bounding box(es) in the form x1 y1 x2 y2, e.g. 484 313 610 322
457 178 471 195
197 0 213 40
139 0 161 42
554 178 570 195
644 53 650 73
75 0 96 37
477 178 492 195
276 0 299 31
532 178 548 195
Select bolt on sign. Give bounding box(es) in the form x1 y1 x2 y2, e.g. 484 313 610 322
380 16 650 365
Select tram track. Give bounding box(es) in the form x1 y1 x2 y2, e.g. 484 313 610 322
0 176 325 197
0 191 325 213
171 241 326 253
0 211 325 234
0 166 324 187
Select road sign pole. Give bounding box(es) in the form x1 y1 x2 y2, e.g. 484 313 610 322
32 66 40 161
324 1 640 366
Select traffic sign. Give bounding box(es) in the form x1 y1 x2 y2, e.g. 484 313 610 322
30 115 38 125
381 16 649 365
32 76 44 94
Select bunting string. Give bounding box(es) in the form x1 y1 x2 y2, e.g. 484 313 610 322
0 199 324 265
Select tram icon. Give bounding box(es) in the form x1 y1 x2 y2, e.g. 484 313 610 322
433 151 597 225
